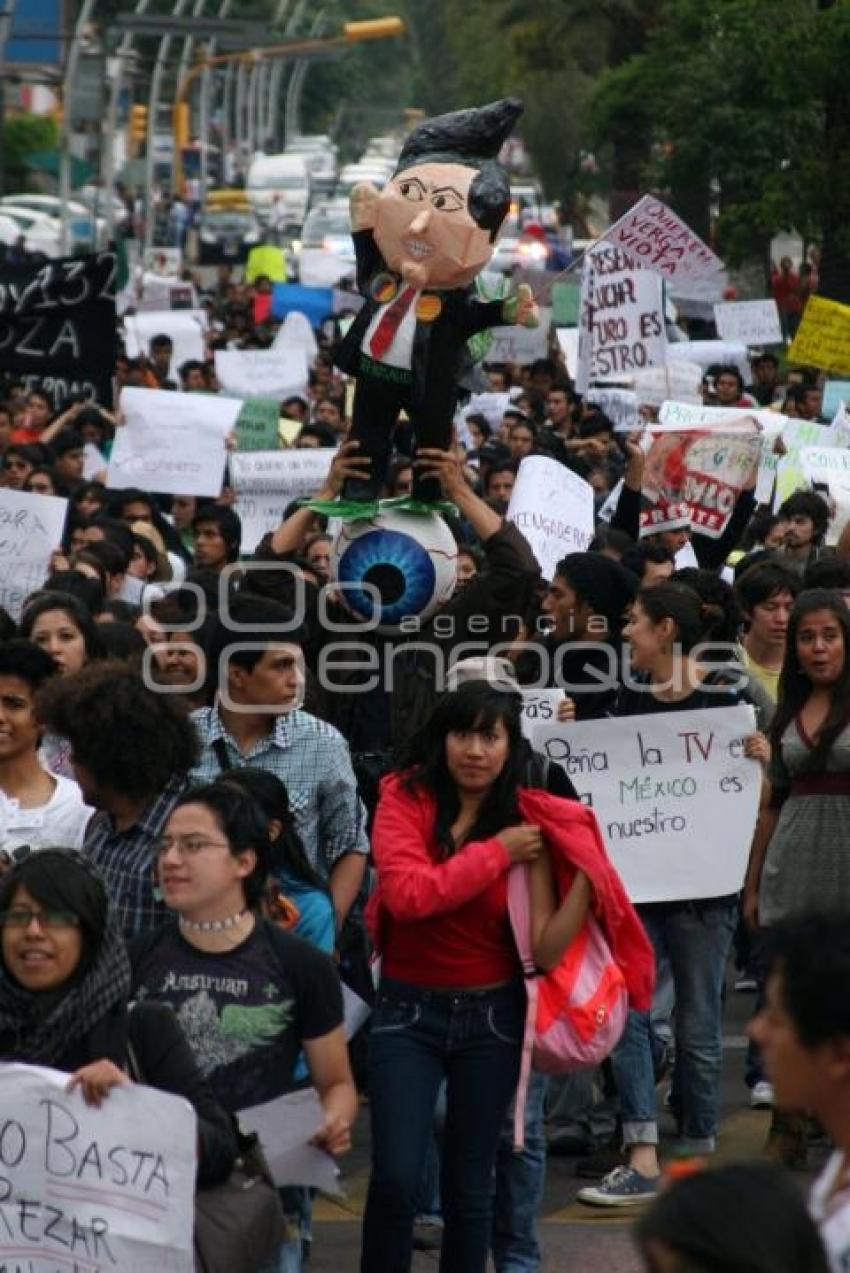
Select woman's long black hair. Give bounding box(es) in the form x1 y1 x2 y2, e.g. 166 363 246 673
772 588 850 770
217 767 327 893
397 682 526 857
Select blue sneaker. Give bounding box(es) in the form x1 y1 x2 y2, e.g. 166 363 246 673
577 1165 659 1207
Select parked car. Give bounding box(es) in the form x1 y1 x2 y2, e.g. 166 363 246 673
246 153 311 230
0 208 62 258
297 202 355 288
0 194 104 251
197 191 262 264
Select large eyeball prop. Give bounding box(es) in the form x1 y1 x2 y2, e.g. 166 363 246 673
332 510 458 628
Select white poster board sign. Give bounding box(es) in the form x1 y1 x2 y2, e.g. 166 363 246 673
519 688 565 733
215 348 309 401
0 1062 196 1272
109 387 240 497
123 310 206 368
464 391 512 430
597 195 725 283
800 446 850 543
506 455 594 581
576 244 666 394
587 387 639 431
667 339 750 386
714 299 783 346
231 448 335 553
525 705 759 902
0 489 68 620
633 361 704 408
486 308 551 364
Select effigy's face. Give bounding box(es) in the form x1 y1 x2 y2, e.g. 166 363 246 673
374 162 495 290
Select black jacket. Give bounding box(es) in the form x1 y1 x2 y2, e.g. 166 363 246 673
336 229 506 424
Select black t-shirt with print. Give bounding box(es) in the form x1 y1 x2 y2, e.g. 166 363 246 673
130 918 343 1112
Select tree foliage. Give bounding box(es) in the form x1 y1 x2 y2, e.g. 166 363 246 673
592 0 850 297
3 115 59 185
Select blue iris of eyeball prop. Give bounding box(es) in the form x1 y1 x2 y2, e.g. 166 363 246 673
331 510 459 628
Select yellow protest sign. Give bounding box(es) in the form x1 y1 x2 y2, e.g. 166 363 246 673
789 294 850 374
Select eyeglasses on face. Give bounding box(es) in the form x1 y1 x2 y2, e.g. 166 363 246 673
0 906 81 929
153 836 230 859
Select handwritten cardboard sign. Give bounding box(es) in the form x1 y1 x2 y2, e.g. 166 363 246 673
109 387 240 497
0 489 68 620
576 244 666 394
231 449 335 553
524 705 759 902
597 195 724 284
507 455 594 580
789 295 850 374
0 1062 196 1272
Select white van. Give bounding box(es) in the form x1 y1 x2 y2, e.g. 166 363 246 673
246 153 310 229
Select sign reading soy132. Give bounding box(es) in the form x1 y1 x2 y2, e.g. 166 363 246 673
0 1063 196 1272
524 704 760 903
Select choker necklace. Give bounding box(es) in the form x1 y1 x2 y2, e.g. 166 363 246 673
179 909 247 933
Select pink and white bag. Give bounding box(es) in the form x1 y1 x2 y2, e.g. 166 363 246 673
507 863 629 1150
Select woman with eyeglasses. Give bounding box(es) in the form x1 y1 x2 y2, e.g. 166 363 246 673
131 782 357 1273
0 848 236 1183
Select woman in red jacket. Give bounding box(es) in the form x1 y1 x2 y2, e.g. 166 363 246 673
361 681 593 1273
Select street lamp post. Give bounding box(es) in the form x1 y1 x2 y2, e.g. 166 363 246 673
59 0 97 255
171 18 406 194
144 0 190 261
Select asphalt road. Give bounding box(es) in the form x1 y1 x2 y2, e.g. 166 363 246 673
305 982 824 1273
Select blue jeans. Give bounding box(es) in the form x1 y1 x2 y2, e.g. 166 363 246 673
611 897 737 1151
361 977 525 1273
492 1071 547 1273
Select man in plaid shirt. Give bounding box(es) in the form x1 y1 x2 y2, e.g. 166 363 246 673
37 663 199 940
190 593 369 928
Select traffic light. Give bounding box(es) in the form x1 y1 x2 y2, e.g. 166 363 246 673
129 104 148 144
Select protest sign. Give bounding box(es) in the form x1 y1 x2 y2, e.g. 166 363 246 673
800 446 850 543
556 327 579 378
487 307 552 364
587 387 639 431
576 245 666 394
123 309 206 369
640 420 762 538
109 387 239 497
235 397 281 451
666 339 750 385
597 195 725 284
633 361 703 408
713 299 783 346
134 273 199 314
272 310 318 362
464 391 512 430
0 251 117 410
506 455 593 579
828 401 850 449
524 704 759 902
822 380 850 422
231 448 335 553
0 489 67 620
519 688 565 733
657 400 784 504
215 348 309 401
789 294 850 374
143 247 182 275
552 280 581 327
0 1061 196 1272
667 270 730 322
774 418 841 506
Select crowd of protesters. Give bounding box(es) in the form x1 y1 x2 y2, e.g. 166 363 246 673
1 243 850 1273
